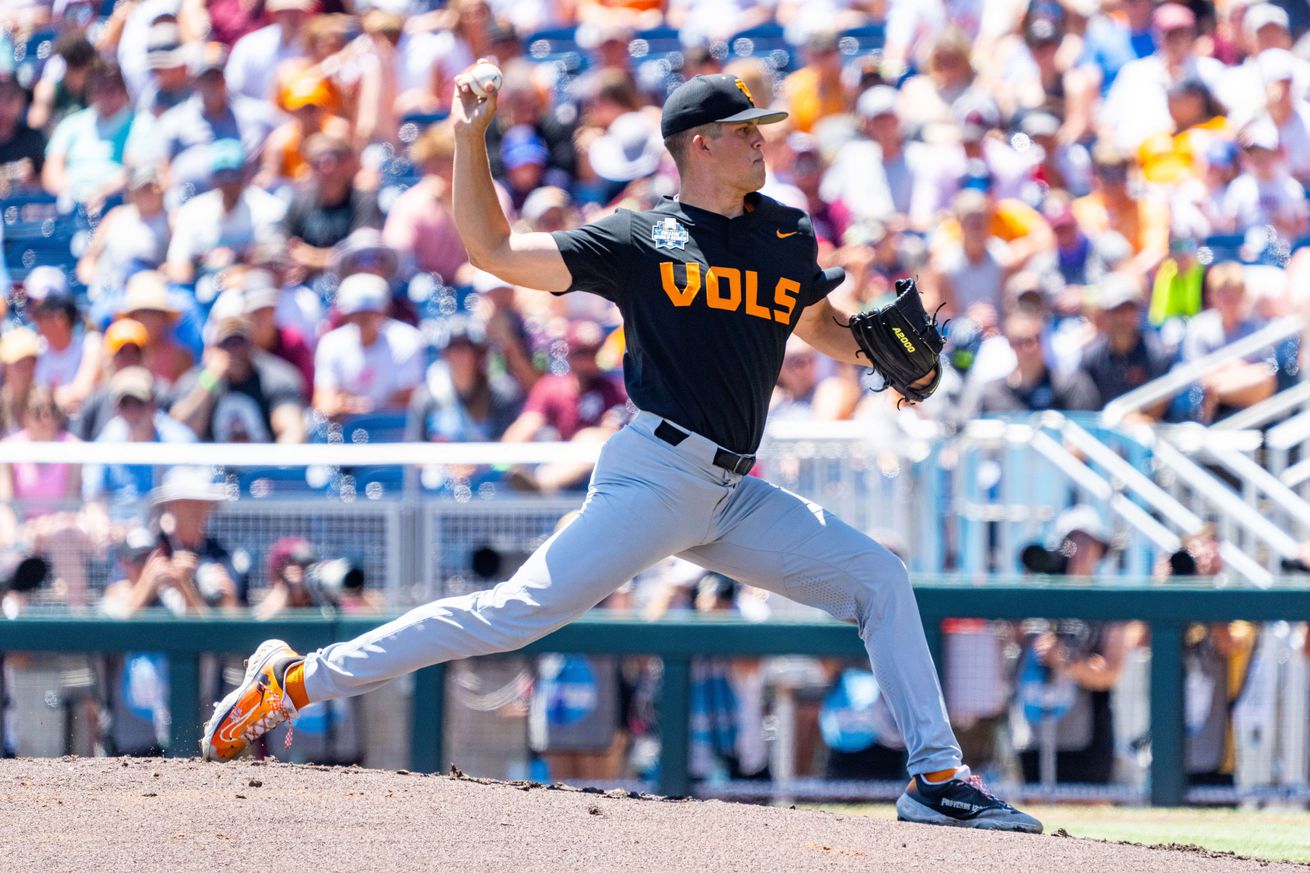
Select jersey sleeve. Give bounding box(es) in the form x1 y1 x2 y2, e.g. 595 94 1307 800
795 213 835 309
549 210 633 300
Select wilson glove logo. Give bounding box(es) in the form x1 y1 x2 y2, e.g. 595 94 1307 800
893 326 917 353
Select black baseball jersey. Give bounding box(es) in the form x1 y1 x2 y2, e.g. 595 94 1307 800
552 193 831 454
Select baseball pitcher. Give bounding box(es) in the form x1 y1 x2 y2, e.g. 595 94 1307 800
202 69 1040 834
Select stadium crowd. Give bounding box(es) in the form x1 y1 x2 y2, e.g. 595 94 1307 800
0 0 1308 787
0 0 1307 468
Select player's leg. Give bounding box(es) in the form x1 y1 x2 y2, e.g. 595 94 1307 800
202 424 718 761
681 475 1042 833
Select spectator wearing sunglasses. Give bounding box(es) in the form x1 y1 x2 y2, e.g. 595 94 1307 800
282 133 383 276
82 366 196 513
170 316 306 443
976 310 1100 415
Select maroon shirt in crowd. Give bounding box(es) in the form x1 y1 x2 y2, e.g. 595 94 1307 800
521 374 627 441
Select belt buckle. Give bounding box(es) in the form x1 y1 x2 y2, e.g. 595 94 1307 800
732 454 754 475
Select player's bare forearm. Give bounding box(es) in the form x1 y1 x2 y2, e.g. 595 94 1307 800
450 67 572 292
794 298 867 366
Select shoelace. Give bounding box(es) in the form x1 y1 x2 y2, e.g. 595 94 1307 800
241 695 295 751
966 772 995 798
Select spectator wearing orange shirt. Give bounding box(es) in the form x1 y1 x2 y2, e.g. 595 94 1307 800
1135 78 1229 186
782 30 848 133
256 76 352 195
1072 145 1170 278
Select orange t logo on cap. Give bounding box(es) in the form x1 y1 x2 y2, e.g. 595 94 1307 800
735 78 754 105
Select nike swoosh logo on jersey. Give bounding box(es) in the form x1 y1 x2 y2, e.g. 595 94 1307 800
776 230 798 238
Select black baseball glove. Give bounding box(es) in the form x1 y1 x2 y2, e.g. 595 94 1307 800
842 277 946 404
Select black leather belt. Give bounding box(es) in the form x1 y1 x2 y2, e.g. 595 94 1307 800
654 420 755 475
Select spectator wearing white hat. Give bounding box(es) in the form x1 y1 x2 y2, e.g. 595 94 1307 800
1076 273 1174 417
146 466 241 612
243 271 314 393
136 22 194 118
1217 7 1307 123
1098 3 1226 152
584 110 664 195
224 0 312 104
76 164 171 296
1256 49 1310 182
518 186 576 234
129 42 278 206
117 270 193 386
1220 119 1308 240
822 85 937 228
312 274 424 419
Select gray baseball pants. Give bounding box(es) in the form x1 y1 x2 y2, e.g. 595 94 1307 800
302 411 963 775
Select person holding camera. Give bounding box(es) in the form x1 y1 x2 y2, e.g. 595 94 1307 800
1158 526 1259 788
255 537 376 617
1014 506 1140 786
99 528 200 756
254 537 316 619
145 467 243 613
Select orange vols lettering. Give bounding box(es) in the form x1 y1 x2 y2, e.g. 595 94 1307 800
744 270 771 319
706 267 742 311
773 278 800 323
659 261 701 306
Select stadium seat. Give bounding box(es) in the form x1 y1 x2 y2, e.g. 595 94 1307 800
630 26 682 58
399 110 449 135
839 23 886 59
12 29 57 90
523 26 590 75
344 413 409 444
311 413 410 445
726 23 792 72
1 193 79 286
1201 234 1244 264
234 465 323 498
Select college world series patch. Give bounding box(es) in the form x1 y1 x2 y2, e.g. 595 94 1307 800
652 217 690 250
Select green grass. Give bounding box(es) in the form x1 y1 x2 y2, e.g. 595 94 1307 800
813 803 1310 863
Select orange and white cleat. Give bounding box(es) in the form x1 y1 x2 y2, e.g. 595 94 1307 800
201 639 302 762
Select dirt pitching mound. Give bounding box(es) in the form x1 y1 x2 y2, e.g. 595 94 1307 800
0 758 1299 873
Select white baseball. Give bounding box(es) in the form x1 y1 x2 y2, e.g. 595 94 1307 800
468 62 503 99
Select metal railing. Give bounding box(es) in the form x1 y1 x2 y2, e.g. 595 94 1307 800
3 582 1308 806
1099 314 1306 426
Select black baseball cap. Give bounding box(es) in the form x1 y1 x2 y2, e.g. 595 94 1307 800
660 74 788 139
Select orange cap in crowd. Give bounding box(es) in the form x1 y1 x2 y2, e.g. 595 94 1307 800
104 318 150 355
283 75 331 111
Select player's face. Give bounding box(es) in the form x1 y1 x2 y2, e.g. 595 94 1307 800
711 122 767 191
